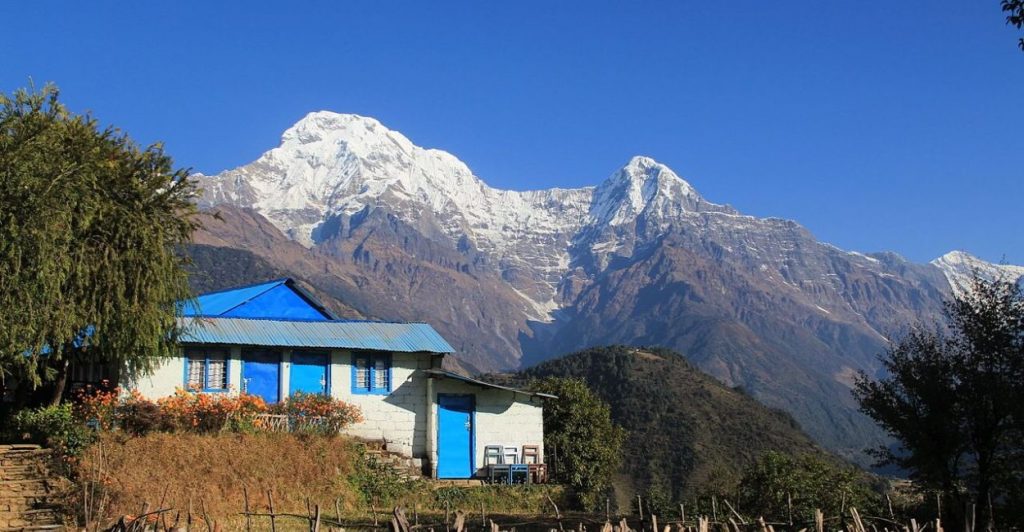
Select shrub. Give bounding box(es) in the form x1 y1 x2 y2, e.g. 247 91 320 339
158 388 268 432
118 397 171 436
349 447 419 506
13 403 95 469
738 451 881 523
530 377 625 512
271 391 363 435
74 385 121 430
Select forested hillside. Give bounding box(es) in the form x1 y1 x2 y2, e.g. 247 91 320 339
495 346 835 502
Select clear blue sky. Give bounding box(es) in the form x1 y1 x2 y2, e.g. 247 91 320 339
3 1 1022 264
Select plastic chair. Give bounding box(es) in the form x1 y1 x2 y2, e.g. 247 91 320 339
502 446 519 465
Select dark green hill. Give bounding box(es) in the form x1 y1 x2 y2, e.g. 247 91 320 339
498 345 834 502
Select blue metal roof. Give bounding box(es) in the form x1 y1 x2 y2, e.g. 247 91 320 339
181 278 335 320
177 317 454 354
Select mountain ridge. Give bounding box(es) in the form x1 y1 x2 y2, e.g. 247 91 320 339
189 110 1023 461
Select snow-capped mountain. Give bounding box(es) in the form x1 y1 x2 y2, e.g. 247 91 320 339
191 111 1021 461
195 112 740 313
932 250 1024 295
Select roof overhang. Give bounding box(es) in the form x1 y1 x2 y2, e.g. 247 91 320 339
424 369 557 400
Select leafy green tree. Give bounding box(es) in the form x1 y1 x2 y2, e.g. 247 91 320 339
0 85 198 401
854 275 1024 530
1004 0 1024 51
531 377 625 511
738 451 879 524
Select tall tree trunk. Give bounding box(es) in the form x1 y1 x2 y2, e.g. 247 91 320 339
48 358 69 406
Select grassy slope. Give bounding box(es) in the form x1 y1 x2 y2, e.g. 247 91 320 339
500 345 834 502
75 432 568 528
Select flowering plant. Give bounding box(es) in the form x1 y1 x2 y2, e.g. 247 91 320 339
157 388 269 433
270 392 363 435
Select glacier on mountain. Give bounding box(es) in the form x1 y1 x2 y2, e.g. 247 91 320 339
193 111 1022 317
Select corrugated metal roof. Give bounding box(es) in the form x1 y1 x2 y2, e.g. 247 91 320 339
177 317 454 354
424 369 557 399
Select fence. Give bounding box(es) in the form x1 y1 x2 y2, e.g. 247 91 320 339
252 413 331 433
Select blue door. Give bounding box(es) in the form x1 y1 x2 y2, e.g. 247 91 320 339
290 352 328 395
242 350 280 404
437 394 474 478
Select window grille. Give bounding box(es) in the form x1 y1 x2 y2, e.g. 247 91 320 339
374 357 389 389
187 357 206 389
355 357 370 388
352 353 391 394
185 349 229 391
206 356 227 390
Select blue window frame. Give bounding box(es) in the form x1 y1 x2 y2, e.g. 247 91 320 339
351 352 391 395
184 348 230 392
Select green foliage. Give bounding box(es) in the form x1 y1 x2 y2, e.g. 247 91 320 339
854 275 1024 529
1004 0 1024 51
432 485 469 510
502 346 830 506
13 403 95 467
530 376 625 512
0 84 198 390
348 447 419 506
738 451 880 523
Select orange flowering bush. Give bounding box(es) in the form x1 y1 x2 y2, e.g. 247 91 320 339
74 385 122 431
157 388 269 433
270 391 363 435
71 385 359 436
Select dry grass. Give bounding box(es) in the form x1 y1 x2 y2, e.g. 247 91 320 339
76 432 360 525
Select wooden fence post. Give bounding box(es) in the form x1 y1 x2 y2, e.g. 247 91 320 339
268 490 278 532
454 510 466 532
243 487 252 532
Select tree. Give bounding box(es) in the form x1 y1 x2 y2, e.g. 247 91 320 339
531 377 625 511
1004 0 1024 51
854 275 1024 530
738 451 880 524
0 85 198 402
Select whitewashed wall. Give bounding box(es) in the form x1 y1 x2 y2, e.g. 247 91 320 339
433 378 546 475
124 346 547 479
334 351 434 458
128 348 242 399
126 356 184 399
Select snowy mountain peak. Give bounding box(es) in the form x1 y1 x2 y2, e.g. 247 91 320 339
931 251 1024 295
281 111 417 156
588 155 708 227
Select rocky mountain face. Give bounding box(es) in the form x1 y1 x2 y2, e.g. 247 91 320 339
190 111 1023 460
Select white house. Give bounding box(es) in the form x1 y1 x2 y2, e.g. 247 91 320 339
124 278 550 480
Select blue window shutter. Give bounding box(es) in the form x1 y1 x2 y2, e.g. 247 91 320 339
351 352 391 395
